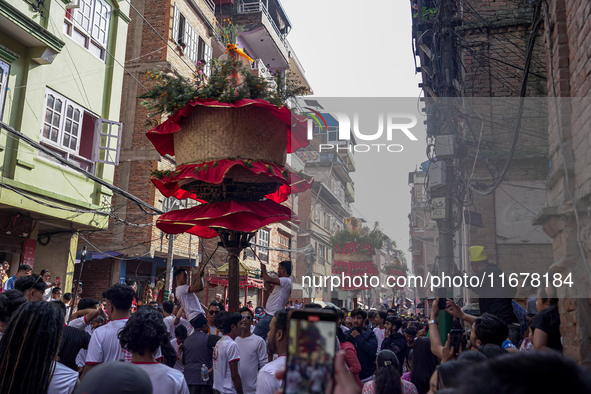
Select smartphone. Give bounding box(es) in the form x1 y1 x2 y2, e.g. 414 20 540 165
437 288 447 310
450 328 463 350
285 309 337 394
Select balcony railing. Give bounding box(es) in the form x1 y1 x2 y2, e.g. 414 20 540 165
251 58 277 88
238 1 288 51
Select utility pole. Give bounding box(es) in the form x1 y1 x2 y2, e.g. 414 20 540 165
429 0 457 344
164 234 175 301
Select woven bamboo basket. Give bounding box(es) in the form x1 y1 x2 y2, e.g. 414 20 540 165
174 105 288 166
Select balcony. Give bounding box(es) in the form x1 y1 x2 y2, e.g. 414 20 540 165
345 181 355 203
338 149 355 172
251 58 277 89
235 0 290 69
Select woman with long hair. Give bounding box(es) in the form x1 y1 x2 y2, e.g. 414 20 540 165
362 350 418 394
0 301 78 394
402 337 437 394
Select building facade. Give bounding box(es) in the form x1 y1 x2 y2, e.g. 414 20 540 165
0 0 129 293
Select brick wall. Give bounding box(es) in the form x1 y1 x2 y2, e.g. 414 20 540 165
73 259 115 301
541 0 591 366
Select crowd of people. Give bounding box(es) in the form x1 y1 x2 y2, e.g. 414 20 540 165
1 251 590 394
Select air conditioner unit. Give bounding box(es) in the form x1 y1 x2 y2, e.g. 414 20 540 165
66 0 81 9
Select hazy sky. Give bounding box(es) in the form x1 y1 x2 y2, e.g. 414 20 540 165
282 0 426 251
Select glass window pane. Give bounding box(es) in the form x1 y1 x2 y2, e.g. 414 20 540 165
73 109 80 121
70 137 77 150
52 113 60 127
65 119 72 132
67 105 73 119
47 95 54 108
50 127 58 142
72 123 79 136
43 124 51 139
63 134 70 147
55 99 62 113
44 110 52 124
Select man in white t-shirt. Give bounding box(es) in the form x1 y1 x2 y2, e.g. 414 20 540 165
253 261 292 339
235 307 268 394
162 300 176 338
213 312 244 394
82 284 135 378
120 306 189 394
373 311 387 354
173 268 207 329
256 308 288 394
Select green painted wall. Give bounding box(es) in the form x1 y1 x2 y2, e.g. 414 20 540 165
0 0 130 230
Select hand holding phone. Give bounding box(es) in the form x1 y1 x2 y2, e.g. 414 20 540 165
285 309 337 394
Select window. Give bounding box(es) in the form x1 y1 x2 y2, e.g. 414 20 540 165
40 88 122 173
0 60 9 121
172 4 213 76
327 126 346 145
257 229 269 263
64 0 112 61
278 233 291 261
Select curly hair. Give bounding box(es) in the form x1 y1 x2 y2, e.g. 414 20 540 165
0 301 63 393
103 284 136 311
119 306 168 356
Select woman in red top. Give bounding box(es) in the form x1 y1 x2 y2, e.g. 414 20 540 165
337 327 362 388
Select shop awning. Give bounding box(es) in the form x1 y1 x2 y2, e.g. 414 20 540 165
76 251 123 260
207 276 264 289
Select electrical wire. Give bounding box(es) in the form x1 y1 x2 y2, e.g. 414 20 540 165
468 1 544 196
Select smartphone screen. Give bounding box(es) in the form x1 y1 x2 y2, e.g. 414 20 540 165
285 309 336 394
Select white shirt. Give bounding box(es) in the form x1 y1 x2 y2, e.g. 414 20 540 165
265 277 292 316
175 285 205 321
373 327 385 354
256 355 286 394
171 338 184 372
213 335 241 394
48 362 78 394
132 362 189 394
164 315 176 339
86 318 132 364
209 325 222 336
69 315 92 335
235 334 268 394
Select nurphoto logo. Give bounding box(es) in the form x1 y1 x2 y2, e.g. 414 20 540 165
305 110 419 153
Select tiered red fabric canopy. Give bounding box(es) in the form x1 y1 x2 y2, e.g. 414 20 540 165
146 99 311 236
146 98 310 156
156 200 298 238
332 242 379 290
151 158 313 204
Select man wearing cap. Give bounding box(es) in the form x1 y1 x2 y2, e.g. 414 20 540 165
453 246 521 346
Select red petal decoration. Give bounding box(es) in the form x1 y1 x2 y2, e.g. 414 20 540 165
331 261 379 290
146 99 310 157
151 159 313 203
156 200 299 236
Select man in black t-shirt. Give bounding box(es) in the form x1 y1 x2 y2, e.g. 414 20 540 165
464 246 521 346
